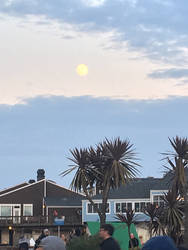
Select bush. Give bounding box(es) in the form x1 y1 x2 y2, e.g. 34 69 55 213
66 235 101 250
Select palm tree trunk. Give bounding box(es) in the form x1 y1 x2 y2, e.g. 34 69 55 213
183 191 188 247
100 181 110 225
128 226 134 250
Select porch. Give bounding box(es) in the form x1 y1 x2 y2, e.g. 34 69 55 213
0 214 81 226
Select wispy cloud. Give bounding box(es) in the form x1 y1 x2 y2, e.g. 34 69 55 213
0 0 188 64
148 68 188 79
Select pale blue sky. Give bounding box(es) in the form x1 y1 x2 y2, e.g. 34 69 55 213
0 0 187 189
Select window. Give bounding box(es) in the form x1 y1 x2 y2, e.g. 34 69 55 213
153 195 164 206
135 203 140 212
135 202 148 212
23 205 33 216
116 203 121 213
127 203 132 210
115 202 133 213
87 203 109 213
0 205 11 217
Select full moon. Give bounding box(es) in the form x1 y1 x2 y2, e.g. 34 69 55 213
76 64 88 76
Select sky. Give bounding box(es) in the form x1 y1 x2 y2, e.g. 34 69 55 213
0 0 188 190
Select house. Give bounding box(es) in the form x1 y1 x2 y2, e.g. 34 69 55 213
82 176 169 223
0 169 84 246
82 171 188 242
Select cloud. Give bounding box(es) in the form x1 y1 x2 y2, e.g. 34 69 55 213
0 0 188 64
81 0 106 7
148 68 188 79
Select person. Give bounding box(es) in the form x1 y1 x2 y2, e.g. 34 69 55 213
36 235 66 250
142 236 177 250
61 234 67 246
128 233 139 249
99 224 121 250
19 235 29 250
138 235 144 245
29 237 35 250
34 229 49 250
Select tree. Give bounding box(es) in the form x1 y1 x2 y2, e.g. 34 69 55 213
161 190 184 244
163 136 188 246
144 203 163 238
61 137 140 225
116 209 136 249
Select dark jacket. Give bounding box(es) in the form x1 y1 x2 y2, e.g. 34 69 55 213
100 237 121 250
19 242 29 250
34 233 47 250
129 237 139 248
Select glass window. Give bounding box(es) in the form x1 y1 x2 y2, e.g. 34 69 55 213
116 203 121 213
140 202 146 212
106 203 109 213
122 203 126 213
135 203 140 212
127 203 132 211
153 195 164 206
87 203 109 213
0 206 11 217
93 204 98 213
99 203 103 210
23 205 33 216
88 204 92 213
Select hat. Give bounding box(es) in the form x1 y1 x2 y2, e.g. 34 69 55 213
43 229 49 233
142 236 177 250
39 236 65 250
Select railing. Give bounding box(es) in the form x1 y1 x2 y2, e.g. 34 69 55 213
0 215 81 226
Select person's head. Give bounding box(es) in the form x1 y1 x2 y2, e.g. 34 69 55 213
130 233 135 239
99 224 114 239
38 236 66 250
61 234 66 242
142 236 177 250
43 229 49 236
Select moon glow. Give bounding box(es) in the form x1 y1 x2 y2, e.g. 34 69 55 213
76 64 88 76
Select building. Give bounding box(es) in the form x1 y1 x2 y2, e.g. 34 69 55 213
0 169 84 246
82 176 170 223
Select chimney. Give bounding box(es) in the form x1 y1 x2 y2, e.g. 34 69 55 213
37 169 45 181
28 179 35 184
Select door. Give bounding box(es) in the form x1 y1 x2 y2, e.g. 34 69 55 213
13 206 21 224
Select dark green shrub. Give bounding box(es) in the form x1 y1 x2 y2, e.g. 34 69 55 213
66 234 101 250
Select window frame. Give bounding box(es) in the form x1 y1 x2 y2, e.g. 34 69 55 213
86 202 110 214
23 204 33 216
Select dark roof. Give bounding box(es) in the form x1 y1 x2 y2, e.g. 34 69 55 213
0 183 29 195
91 177 172 200
91 168 188 200
44 197 82 207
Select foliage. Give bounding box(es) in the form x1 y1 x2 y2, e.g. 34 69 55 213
61 137 140 224
144 203 164 238
116 209 136 249
66 235 101 250
162 136 188 246
162 136 188 197
161 190 184 243
116 209 135 227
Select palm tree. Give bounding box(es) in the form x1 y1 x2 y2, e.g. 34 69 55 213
92 137 140 224
60 148 103 218
144 203 163 238
61 137 140 225
116 209 136 249
161 190 184 244
163 136 188 246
